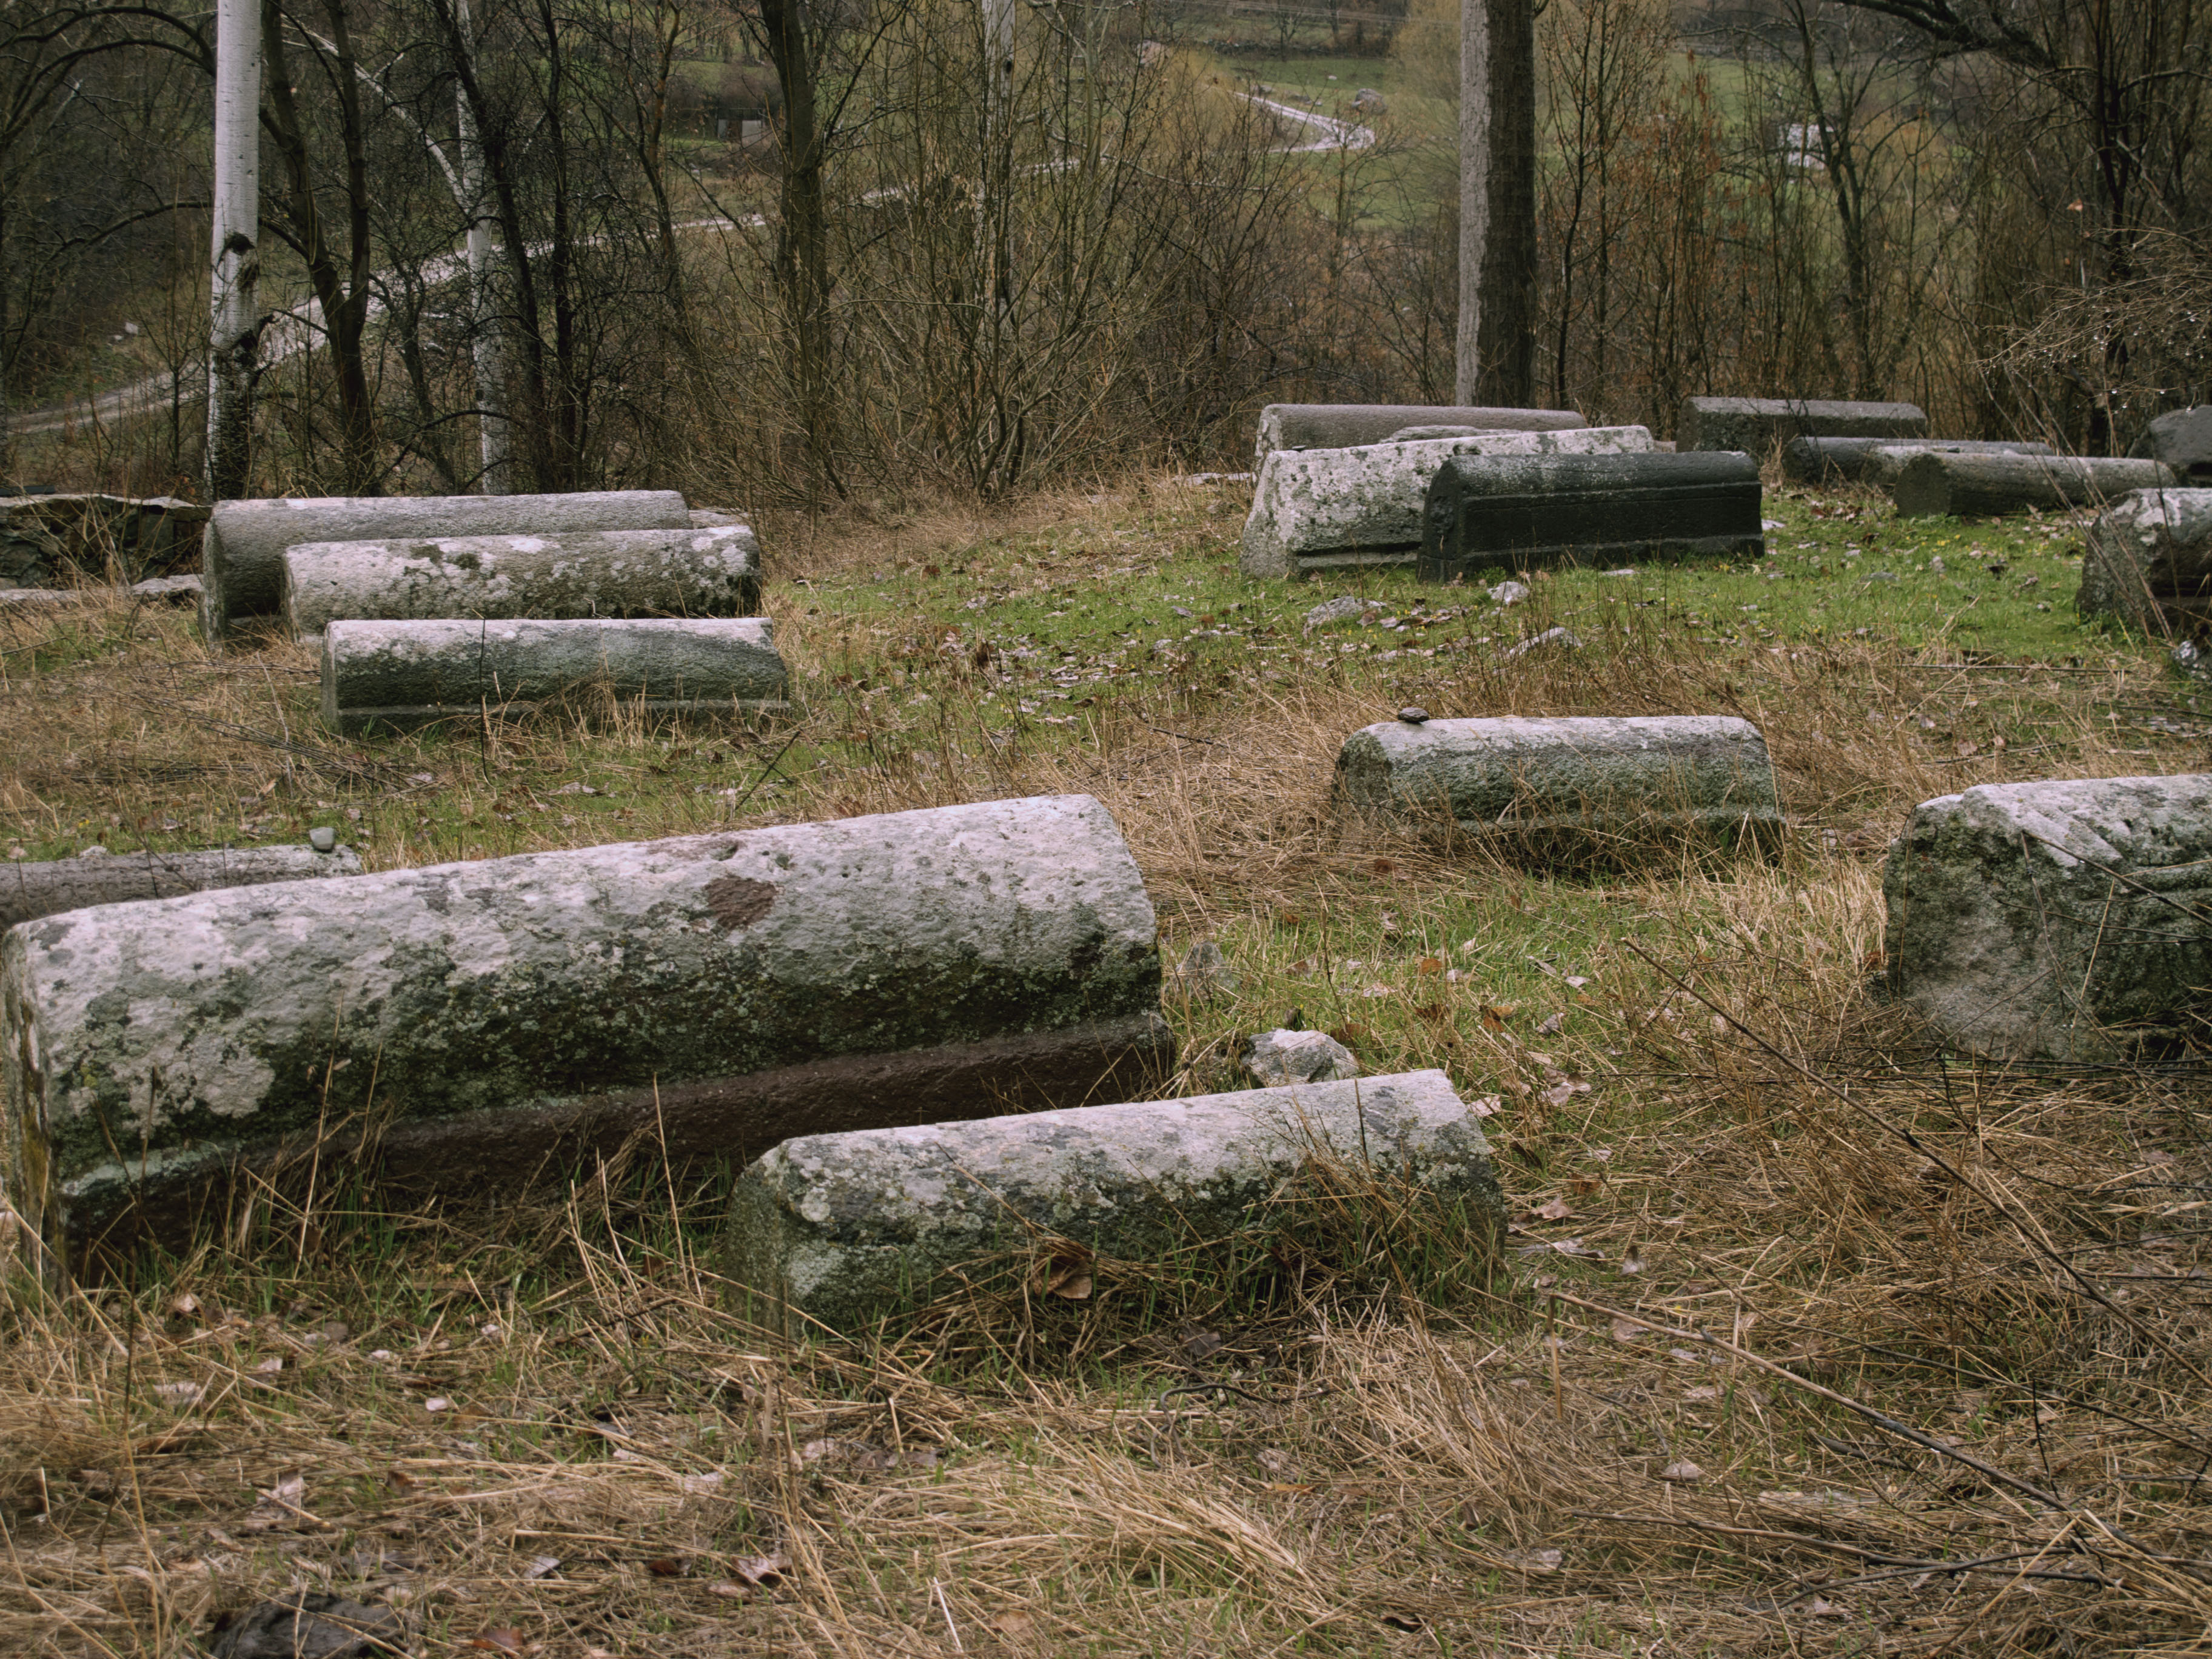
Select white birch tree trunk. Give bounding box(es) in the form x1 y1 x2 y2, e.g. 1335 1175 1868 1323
206 0 263 499
1455 0 1490 404
455 0 513 494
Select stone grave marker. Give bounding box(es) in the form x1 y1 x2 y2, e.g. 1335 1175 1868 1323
1892 452 2174 517
2 796 1172 1253
1783 437 2053 486
321 617 788 733
1253 404 1584 469
1678 397 1926 453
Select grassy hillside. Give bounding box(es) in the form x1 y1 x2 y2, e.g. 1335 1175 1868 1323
2 475 2207 1655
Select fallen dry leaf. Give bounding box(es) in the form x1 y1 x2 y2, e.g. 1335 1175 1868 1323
1532 1196 1575 1222
646 1558 684 1577
732 1551 790 1587
1609 1317 1648 1344
706 1582 750 1600
468 1631 523 1653
985 1609 1037 1638
1659 1460 1704 1483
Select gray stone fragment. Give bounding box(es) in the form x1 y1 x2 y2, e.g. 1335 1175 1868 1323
1388 426 1486 441
309 826 338 853
1304 595 1371 630
0 494 208 588
0 842 361 930
1882 775 2212 1060
321 617 788 734
1336 715 1781 846
2130 406 2212 480
199 490 691 640
1488 580 1530 606
723 1070 1500 1332
689 508 745 528
1243 426 1655 579
1253 403 1584 468
129 574 204 603
209 1594 404 1659
2174 639 2212 681
1419 451 1765 581
1167 939 1238 997
2077 489 2212 633
1781 435 2053 486
1397 706 1429 723
1243 1028 1359 1086
1500 625 1583 660
1892 452 2174 518
2 796 1173 1250
1678 397 1926 454
283 525 761 640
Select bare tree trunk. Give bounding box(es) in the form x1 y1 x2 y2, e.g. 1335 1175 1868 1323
207 0 262 499
1478 0 1537 405
454 0 511 492
1455 0 1489 404
760 0 838 495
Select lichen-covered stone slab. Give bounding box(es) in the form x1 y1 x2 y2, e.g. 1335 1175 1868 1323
2 796 1171 1250
1253 404 1584 469
2077 489 2212 633
199 490 691 639
2 843 361 930
1679 397 1926 453
321 617 788 734
1883 776 2212 1061
1782 437 2053 486
1336 715 1781 844
1241 426 1655 579
723 1070 1502 1333
283 526 760 639
1417 451 1765 580
1892 453 2174 517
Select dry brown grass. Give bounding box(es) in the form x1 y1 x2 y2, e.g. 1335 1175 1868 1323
5 483 2212 1654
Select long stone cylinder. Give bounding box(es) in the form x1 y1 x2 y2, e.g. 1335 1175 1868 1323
1418 450 1765 580
725 1070 1503 1333
1782 437 2053 486
322 617 789 734
4 800 1176 1256
282 525 761 639
1336 714 1782 843
1679 396 1926 452
1240 426 1654 580
1 843 361 929
2 796 1173 1252
199 490 692 639
1254 403 1584 468
1892 452 2174 517
2078 488 2212 631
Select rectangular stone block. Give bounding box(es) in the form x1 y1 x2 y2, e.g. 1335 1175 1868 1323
1417 451 1765 581
2 796 1173 1255
723 1070 1503 1333
282 526 762 640
1883 776 2212 1060
2 843 361 930
199 490 692 640
321 617 789 733
1240 426 1655 580
1336 714 1781 847
2077 489 2212 632
1253 403 1584 469
1679 396 1926 453
1782 437 2053 486
1892 452 2174 518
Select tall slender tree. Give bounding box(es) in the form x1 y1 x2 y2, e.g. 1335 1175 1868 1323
1458 0 1537 405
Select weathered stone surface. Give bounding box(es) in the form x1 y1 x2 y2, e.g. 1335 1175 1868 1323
282 526 760 640
0 494 209 588
723 1070 1501 1332
321 617 788 734
1418 451 1765 581
1782 436 2053 486
199 490 691 639
2 796 1172 1252
1 843 360 930
2130 407 2212 480
1883 776 2212 1060
1253 404 1585 468
1244 1028 1358 1086
1336 714 1781 843
0 574 204 609
1242 426 1655 579
1892 452 2174 517
689 508 745 528
1679 397 1926 453
2078 489 2212 632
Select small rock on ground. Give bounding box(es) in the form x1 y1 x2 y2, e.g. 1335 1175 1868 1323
1488 580 1530 606
209 1595 405 1659
1500 626 1582 661
1244 1028 1360 1087
1304 595 1370 630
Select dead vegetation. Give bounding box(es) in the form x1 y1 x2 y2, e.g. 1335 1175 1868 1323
4 484 2212 1655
